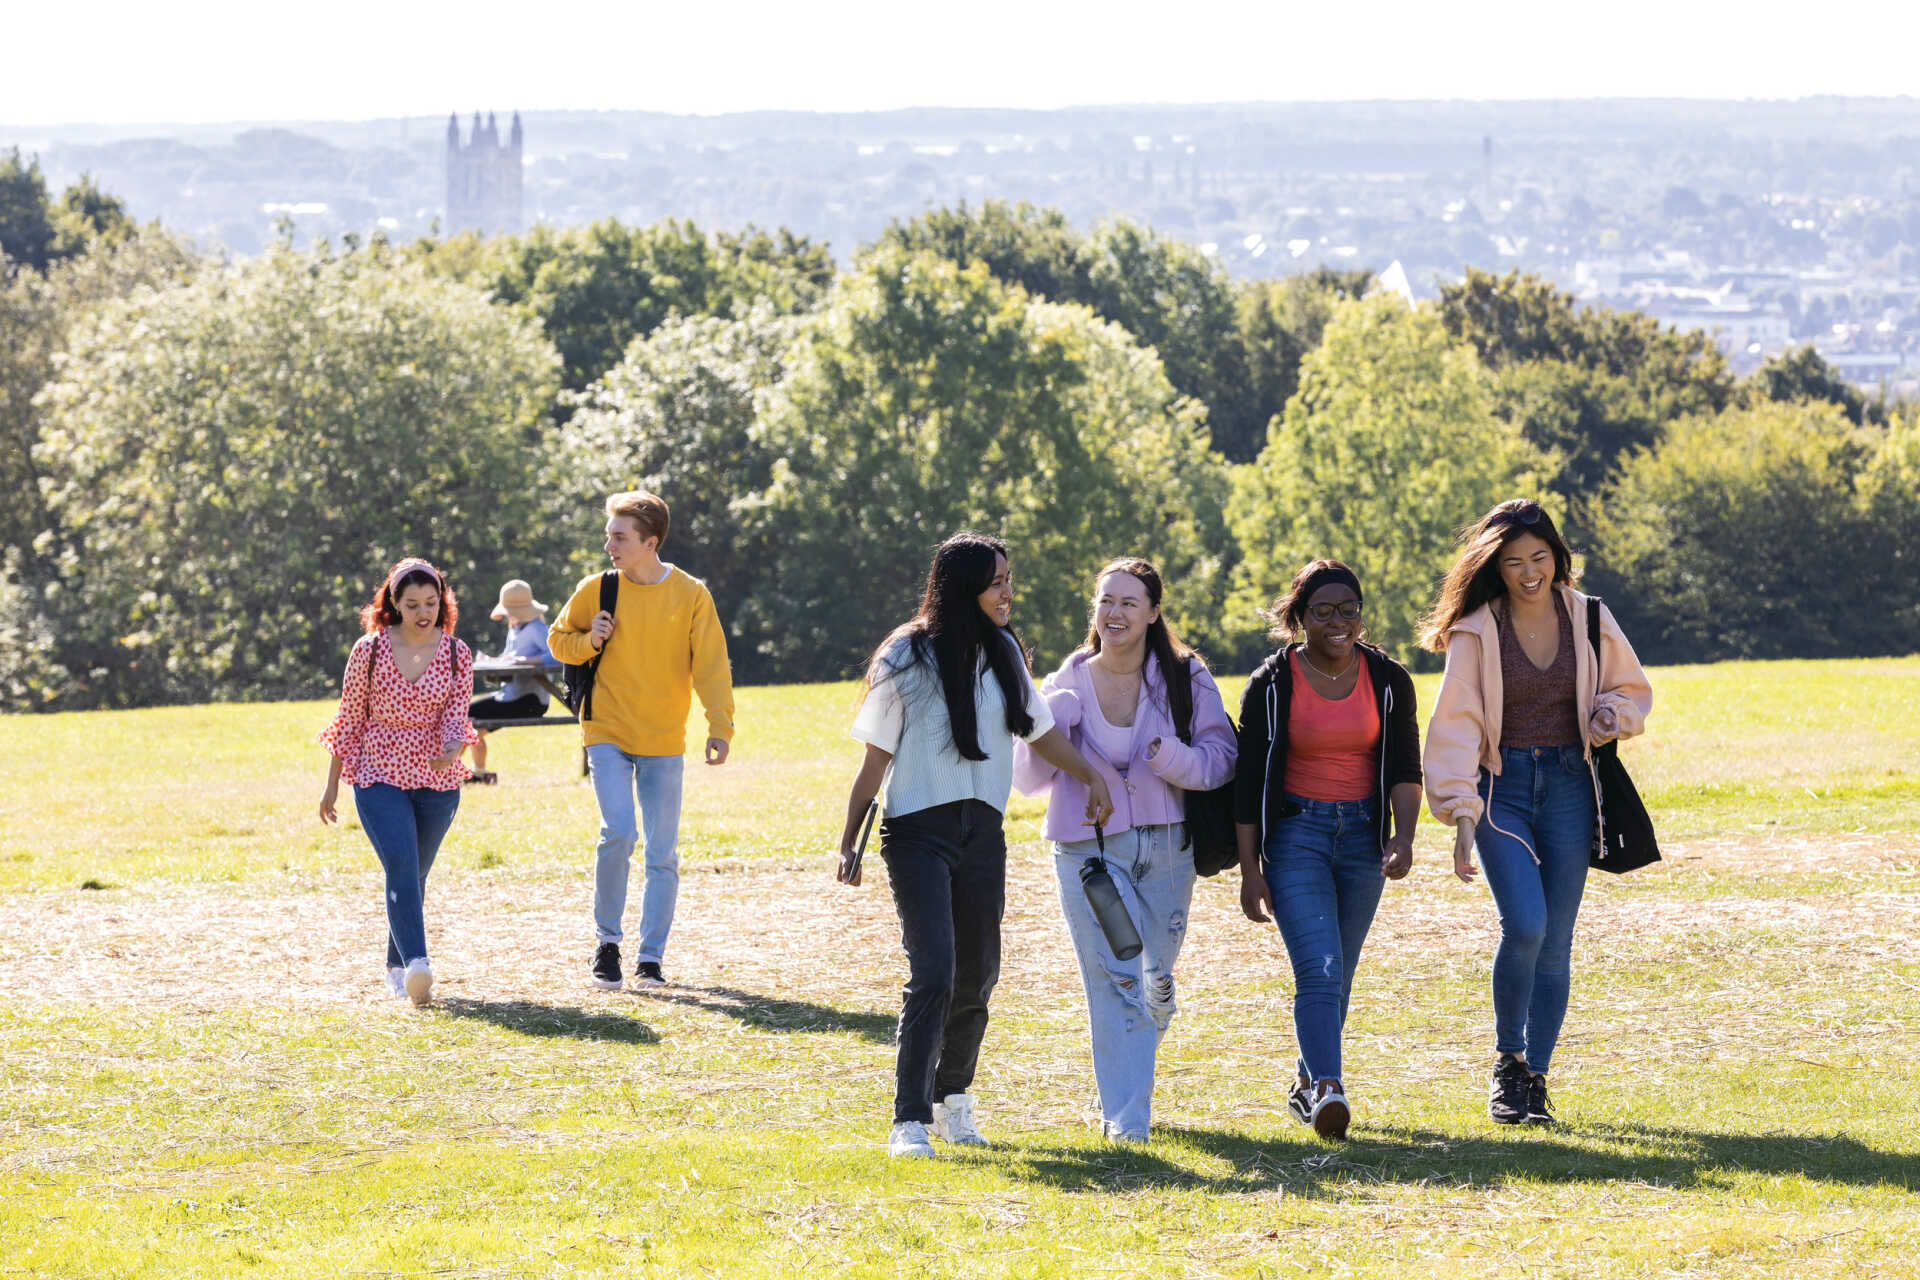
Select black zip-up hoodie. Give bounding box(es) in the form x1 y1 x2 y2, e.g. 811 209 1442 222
1231 642 1422 852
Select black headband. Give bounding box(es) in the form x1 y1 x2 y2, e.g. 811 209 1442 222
1297 564 1363 605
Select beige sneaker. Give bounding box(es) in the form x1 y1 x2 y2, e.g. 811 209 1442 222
403 958 434 1006
1309 1082 1350 1140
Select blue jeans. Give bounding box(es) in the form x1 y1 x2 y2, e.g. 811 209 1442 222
353 784 461 968
587 745 686 962
1263 794 1384 1083
1475 744 1595 1074
1052 823 1194 1138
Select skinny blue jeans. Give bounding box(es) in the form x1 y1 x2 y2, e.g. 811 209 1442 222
353 783 461 968
1262 795 1384 1084
1475 744 1595 1075
587 745 685 963
1052 823 1194 1139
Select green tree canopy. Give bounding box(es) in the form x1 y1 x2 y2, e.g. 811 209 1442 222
1585 400 1915 662
1 153 137 275
22 244 560 709
554 305 805 680
872 204 1261 461
1234 266 1374 461
743 247 1233 681
1438 268 1734 500
415 218 832 393
1742 343 1885 427
0 149 56 273
871 200 1090 311
1229 296 1542 663
0 227 199 565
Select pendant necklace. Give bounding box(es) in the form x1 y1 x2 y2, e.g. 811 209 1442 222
1299 649 1352 682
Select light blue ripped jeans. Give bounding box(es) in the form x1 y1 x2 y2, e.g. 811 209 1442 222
1052 822 1194 1138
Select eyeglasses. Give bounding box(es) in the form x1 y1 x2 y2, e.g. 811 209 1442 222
1489 501 1544 529
1305 601 1363 623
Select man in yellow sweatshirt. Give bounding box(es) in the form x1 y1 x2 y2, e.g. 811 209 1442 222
548 491 735 990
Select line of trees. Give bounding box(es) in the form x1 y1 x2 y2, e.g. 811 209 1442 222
4 163 1917 712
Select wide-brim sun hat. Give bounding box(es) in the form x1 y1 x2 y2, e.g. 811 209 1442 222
491 579 548 622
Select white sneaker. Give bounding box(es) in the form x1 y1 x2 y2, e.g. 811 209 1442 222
887 1120 936 1158
403 957 434 1007
1103 1121 1149 1144
384 967 407 1000
931 1093 989 1147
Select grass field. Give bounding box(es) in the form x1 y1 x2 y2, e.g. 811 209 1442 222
2 656 1917 1277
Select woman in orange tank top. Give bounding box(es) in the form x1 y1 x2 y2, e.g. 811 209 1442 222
1230 560 1424 1140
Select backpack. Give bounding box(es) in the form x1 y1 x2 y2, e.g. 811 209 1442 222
1167 657 1239 876
1585 597 1661 874
559 570 619 720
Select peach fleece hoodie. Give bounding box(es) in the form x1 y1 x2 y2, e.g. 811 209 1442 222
1423 584 1653 827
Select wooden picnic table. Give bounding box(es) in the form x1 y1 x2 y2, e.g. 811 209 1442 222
471 655 586 774
472 654 572 714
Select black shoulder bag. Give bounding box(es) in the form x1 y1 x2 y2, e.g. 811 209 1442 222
1585 597 1660 873
1169 660 1239 877
560 570 620 720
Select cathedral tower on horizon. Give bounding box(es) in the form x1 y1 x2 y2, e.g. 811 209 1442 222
445 110 523 236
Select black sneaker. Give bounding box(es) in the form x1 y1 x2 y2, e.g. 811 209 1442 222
590 942 622 990
1525 1072 1556 1125
1489 1053 1530 1125
1286 1074 1312 1126
632 960 666 990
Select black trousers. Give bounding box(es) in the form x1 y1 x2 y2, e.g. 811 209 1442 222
469 692 548 722
881 799 1007 1124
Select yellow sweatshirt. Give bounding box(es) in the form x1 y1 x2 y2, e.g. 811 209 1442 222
548 566 735 755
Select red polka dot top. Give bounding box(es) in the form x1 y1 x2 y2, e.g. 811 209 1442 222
319 630 479 791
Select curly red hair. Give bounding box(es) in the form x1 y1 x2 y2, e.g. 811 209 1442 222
359 560 459 634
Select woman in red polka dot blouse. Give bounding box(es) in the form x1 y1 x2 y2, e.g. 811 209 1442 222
319 558 480 1006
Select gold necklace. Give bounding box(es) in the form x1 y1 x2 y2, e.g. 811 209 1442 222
1298 649 1354 682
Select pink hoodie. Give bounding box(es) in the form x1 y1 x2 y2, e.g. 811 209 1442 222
1424 584 1653 828
1013 650 1238 843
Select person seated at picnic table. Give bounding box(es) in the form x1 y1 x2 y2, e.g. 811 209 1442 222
464 578 555 784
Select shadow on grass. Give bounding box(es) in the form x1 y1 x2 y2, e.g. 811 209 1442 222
650 984 896 1044
435 997 659 1046
1007 1122 1920 1197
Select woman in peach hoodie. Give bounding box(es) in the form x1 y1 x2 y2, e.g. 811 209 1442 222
1419 499 1652 1126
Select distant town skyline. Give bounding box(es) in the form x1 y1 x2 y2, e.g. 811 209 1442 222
5 0 1919 127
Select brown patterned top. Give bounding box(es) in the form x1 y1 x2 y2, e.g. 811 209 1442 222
1497 594 1581 749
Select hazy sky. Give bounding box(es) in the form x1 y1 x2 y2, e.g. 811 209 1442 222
5 0 1917 125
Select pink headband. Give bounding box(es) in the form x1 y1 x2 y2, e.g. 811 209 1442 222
386 557 442 597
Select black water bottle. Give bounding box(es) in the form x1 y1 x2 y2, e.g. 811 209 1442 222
1079 829 1143 961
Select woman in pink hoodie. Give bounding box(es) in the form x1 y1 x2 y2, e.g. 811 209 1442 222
1420 499 1653 1126
1014 557 1237 1143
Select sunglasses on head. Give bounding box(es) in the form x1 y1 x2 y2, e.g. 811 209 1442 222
1489 502 1544 529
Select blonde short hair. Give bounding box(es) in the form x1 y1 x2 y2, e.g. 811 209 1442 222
605 490 670 548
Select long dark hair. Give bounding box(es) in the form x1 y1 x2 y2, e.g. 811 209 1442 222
1077 557 1203 740
866 532 1034 761
1419 498 1577 651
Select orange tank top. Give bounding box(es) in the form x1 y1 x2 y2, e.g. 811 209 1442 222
1283 651 1380 802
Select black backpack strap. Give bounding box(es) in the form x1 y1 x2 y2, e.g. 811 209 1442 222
363 635 378 719
1169 654 1196 745
1586 596 1602 693
581 570 619 722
